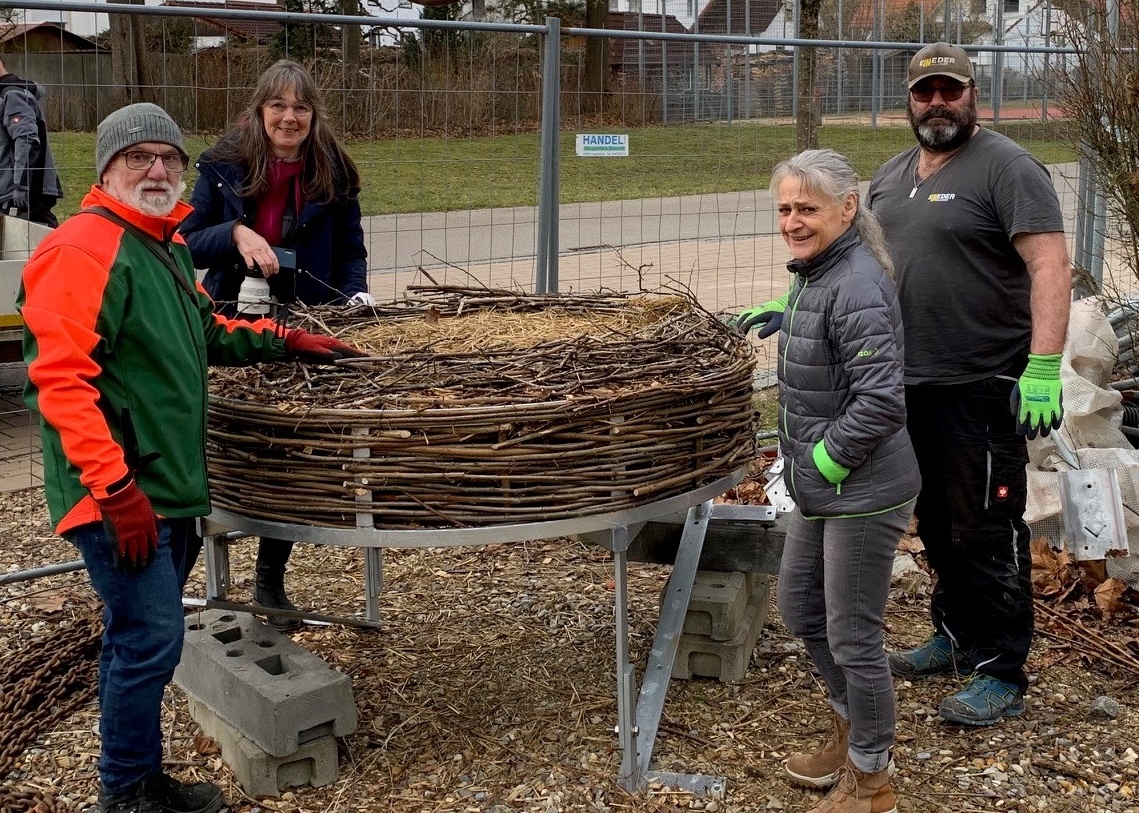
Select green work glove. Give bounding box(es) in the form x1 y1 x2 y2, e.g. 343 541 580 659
812 440 850 486
732 292 790 339
1010 353 1064 440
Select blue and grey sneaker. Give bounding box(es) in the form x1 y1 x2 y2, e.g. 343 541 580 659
938 674 1025 726
887 633 975 679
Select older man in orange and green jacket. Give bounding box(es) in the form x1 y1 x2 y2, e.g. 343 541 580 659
17 102 364 813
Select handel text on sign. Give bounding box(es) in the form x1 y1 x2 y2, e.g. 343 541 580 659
576 134 629 157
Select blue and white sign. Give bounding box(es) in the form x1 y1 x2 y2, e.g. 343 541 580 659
575 134 629 157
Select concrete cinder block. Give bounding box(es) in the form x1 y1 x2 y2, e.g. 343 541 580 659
672 578 771 683
188 697 338 798
680 570 749 642
174 609 357 757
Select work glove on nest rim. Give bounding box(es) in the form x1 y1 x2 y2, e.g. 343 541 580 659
731 292 790 339
283 328 368 364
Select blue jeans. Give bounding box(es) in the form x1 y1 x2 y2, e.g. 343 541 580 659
67 518 194 794
777 502 914 774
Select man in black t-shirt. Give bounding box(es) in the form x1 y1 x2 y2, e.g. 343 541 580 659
868 42 1070 727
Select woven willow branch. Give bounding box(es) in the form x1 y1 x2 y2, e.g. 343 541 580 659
208 287 758 528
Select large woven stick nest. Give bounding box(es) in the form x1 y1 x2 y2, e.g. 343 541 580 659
208 286 758 529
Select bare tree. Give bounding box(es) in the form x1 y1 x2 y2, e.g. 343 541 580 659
796 0 822 151
0 7 19 39
582 0 608 114
108 0 154 107
1054 1 1139 293
340 0 362 69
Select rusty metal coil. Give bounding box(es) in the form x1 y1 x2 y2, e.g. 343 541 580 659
0 612 101 811
207 288 759 529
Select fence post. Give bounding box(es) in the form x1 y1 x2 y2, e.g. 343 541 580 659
661 0 670 125
1091 180 1107 290
535 16 561 294
724 0 731 124
1075 143 1093 276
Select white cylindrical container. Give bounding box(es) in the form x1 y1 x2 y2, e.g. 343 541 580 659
237 275 272 317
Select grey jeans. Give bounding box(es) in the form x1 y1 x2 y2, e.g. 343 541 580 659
777 501 915 774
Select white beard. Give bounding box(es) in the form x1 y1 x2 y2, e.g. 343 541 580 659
128 179 186 216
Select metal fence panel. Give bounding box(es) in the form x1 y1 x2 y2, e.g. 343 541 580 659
0 2 1108 323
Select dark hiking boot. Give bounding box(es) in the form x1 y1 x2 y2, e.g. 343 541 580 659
939 673 1025 725
888 633 975 679
100 773 223 813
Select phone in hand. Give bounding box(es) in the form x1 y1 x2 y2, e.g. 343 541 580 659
271 247 297 271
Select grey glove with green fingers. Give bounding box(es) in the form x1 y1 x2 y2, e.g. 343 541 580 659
812 440 850 485
732 292 790 339
1010 352 1064 439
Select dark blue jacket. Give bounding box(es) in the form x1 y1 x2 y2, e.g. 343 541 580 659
180 149 367 313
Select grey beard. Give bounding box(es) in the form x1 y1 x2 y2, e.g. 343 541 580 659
916 121 965 150
909 101 977 153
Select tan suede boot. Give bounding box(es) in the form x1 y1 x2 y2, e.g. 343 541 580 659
784 712 850 788
806 758 897 813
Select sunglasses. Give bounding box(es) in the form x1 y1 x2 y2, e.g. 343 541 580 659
910 82 972 103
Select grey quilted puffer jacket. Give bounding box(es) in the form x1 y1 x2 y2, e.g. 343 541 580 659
776 227 920 518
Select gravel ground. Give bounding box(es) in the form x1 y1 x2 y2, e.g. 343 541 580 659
2 484 1139 813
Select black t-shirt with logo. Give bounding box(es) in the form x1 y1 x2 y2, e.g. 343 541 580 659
868 128 1065 385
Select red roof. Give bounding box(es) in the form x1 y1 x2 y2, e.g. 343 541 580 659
160 0 284 41
849 0 944 30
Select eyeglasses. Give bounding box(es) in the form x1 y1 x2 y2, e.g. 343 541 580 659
122 150 189 173
910 82 972 103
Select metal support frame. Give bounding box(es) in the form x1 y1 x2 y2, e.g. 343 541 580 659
535 15 561 295
197 468 744 795
580 500 726 795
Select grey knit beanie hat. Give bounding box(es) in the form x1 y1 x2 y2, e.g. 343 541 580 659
96 102 188 178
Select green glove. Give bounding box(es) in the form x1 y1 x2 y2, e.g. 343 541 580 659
732 292 790 339
1010 353 1063 440
812 440 850 486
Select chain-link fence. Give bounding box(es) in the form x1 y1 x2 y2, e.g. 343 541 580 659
0 1 1121 339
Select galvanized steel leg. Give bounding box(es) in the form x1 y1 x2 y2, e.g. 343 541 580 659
612 500 725 795
202 529 231 602
640 499 726 797
608 525 641 791
364 547 383 625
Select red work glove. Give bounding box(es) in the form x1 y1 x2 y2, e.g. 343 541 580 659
284 328 368 364
95 479 158 574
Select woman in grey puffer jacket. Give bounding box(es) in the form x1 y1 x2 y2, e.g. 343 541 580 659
736 149 919 813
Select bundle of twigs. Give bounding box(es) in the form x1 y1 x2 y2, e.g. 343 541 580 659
208 286 758 529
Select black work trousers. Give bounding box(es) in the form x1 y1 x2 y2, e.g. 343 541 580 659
905 371 1033 692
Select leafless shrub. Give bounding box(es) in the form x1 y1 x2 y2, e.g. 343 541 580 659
1054 2 1139 300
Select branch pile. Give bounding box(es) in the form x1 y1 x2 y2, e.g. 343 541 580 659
208 287 758 528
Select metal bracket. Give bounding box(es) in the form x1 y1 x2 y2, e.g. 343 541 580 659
1059 468 1129 560
615 499 728 796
